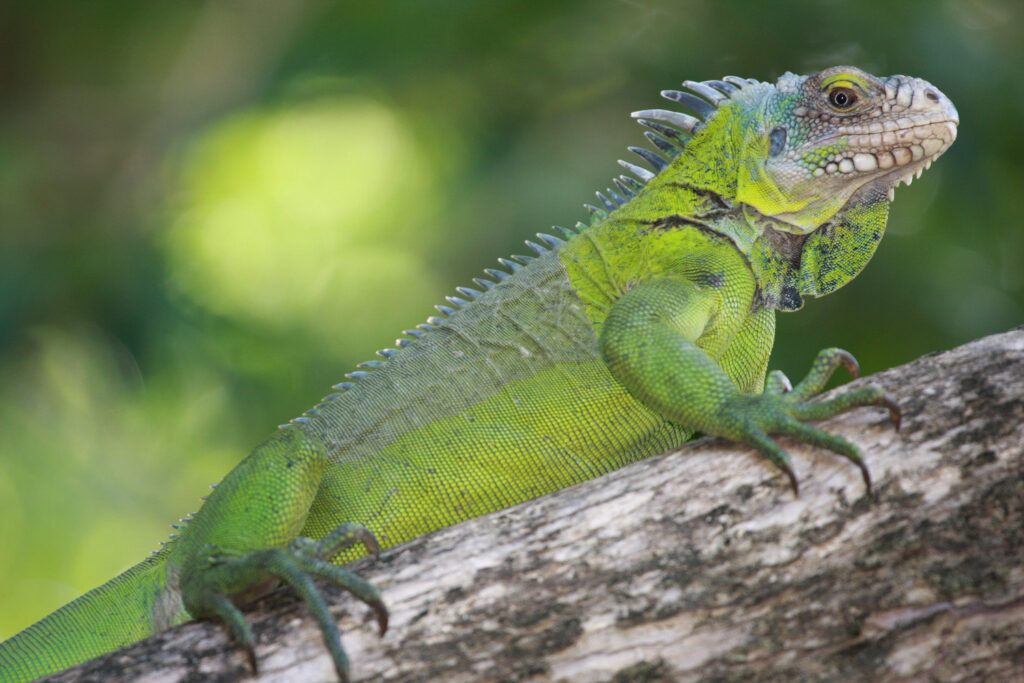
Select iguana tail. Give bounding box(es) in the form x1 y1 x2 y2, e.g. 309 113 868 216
0 549 186 683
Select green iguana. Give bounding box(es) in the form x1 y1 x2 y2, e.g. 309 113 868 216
0 65 957 682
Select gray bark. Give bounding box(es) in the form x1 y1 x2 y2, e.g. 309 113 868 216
43 327 1024 682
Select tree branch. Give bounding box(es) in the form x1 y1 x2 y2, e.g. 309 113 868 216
42 327 1024 682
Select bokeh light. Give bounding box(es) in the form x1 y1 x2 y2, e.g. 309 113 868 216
166 95 442 345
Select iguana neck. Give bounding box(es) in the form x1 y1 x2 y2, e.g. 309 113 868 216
594 95 890 312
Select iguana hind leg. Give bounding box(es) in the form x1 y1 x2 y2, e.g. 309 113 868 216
172 429 386 680
184 524 385 681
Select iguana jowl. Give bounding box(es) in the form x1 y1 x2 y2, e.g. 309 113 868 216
0 66 957 681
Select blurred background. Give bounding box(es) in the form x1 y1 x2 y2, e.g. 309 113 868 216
0 0 1020 637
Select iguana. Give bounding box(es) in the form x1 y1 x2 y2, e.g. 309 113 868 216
0 65 957 682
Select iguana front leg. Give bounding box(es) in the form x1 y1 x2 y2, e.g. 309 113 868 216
599 277 899 494
171 430 386 681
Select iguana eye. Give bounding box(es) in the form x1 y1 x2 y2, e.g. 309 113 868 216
828 86 858 110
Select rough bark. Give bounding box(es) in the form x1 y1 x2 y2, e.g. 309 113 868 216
42 327 1024 682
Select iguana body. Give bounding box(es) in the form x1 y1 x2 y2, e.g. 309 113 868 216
0 66 957 682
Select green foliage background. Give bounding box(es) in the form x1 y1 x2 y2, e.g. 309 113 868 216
0 1 1020 637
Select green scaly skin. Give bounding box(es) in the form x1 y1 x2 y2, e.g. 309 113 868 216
0 66 958 682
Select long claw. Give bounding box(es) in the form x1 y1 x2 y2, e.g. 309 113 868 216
344 524 380 559
765 369 793 395
881 393 901 430
742 427 801 496
836 349 860 378
315 523 381 562
857 459 872 494
769 417 872 495
363 532 382 560
791 347 863 401
246 645 258 675
370 598 389 636
201 591 261 674
783 462 800 497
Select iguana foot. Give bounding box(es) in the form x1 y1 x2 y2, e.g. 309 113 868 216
727 348 899 495
184 523 386 682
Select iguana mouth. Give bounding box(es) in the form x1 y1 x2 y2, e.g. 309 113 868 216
822 114 959 204
861 119 959 200
806 117 958 203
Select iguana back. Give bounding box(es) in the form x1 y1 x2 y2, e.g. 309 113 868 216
302 236 745 554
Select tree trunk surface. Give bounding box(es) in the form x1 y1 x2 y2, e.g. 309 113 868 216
42 327 1024 682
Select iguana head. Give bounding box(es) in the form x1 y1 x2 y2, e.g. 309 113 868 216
736 65 959 232
618 66 958 309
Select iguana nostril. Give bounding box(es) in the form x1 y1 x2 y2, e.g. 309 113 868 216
926 89 940 102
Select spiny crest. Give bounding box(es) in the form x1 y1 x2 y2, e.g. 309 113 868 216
276 230 578 427
278 76 754 425
152 510 199 553
603 75 756 207
590 75 754 219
